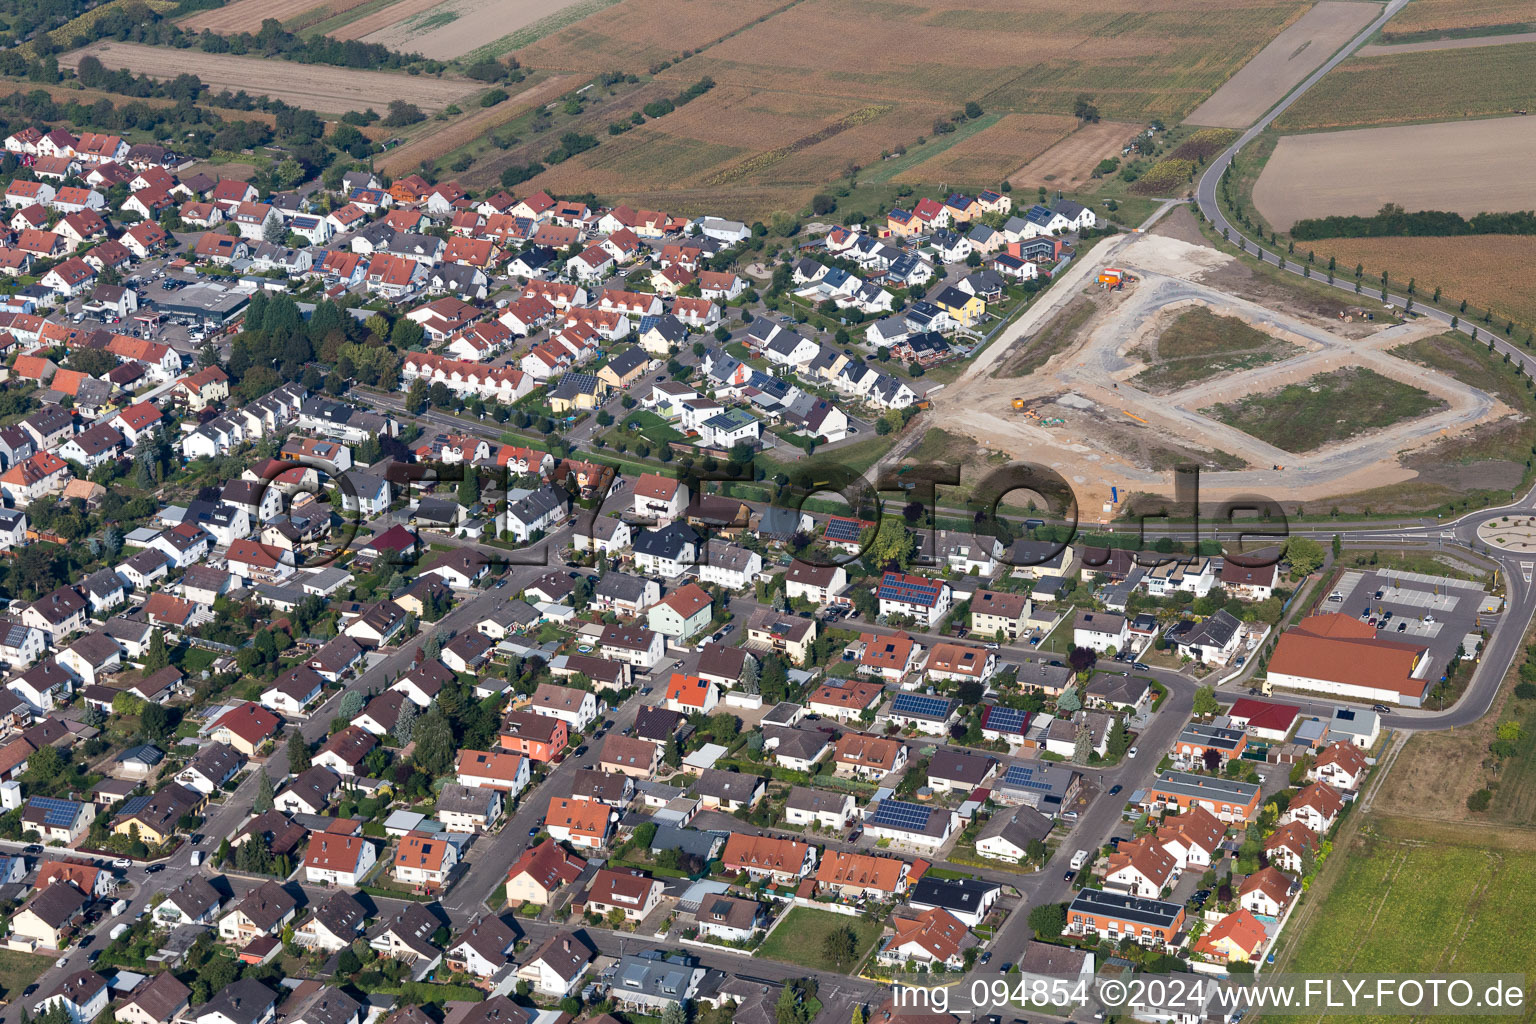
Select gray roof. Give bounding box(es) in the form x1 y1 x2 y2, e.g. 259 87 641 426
193 979 277 1024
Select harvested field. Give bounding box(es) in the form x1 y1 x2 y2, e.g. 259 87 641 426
180 0 359 32
1203 366 1445 454
377 74 575 176
328 0 443 39
1274 40 1536 131
892 113 1075 187
360 0 610 59
528 129 746 195
1253 118 1536 228
1185 1 1381 128
517 0 791 73
57 41 479 115
1007 120 1140 189
1378 0 1536 43
1299 234 1536 328
1129 305 1301 393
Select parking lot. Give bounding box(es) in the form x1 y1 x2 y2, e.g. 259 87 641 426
1341 567 1494 674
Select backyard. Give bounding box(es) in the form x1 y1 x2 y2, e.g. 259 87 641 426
756 906 883 972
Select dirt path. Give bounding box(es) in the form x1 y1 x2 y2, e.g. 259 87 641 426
1359 29 1536 55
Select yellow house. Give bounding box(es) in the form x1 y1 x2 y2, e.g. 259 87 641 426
933 286 985 327
548 371 607 414
886 209 919 238
746 608 816 666
595 347 650 391
112 782 206 845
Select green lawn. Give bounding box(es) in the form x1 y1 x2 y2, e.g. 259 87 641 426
1131 306 1300 394
0 949 53 1001
621 410 686 445
1282 816 1536 1020
757 907 882 973
1203 366 1444 454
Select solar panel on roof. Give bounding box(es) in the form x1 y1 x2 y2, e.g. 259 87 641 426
870 798 932 831
1002 763 1053 792
877 573 942 604
890 692 952 718
29 796 84 826
638 315 660 334
982 706 1029 735
824 517 867 542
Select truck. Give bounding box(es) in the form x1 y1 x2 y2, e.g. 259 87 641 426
110 899 128 917
190 851 203 867
1070 849 1090 871
109 923 128 942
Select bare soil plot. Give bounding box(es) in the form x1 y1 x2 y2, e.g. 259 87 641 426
1254 117 1536 228
1274 41 1536 131
1129 305 1302 393
378 73 575 175
1007 120 1140 188
180 0 352 32
57 40 479 115
1299 234 1536 328
1202 366 1444 454
1379 0 1536 42
1360 29 1536 54
328 0 441 39
891 113 1075 187
1184 1 1381 128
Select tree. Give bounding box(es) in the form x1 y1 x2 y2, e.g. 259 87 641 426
337 948 362 975
1284 536 1325 577
1057 687 1081 713
338 691 364 719
1028 901 1068 940
822 923 858 967
254 770 275 813
1071 726 1092 765
394 699 417 743
287 734 311 774
413 710 455 775
1067 646 1096 675
776 986 810 1024
1192 685 1220 718
143 630 169 672
1331 533 1343 560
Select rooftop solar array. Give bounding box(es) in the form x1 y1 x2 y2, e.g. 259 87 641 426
890 692 954 719
824 517 871 542
1002 762 1055 792
982 705 1030 735
870 798 933 832
28 796 85 826
877 572 943 605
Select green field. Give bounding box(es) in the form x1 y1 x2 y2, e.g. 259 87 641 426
1132 306 1300 393
1203 367 1443 453
756 907 882 972
1275 41 1536 131
0 949 53 1001
621 410 686 445
1281 816 1536 1020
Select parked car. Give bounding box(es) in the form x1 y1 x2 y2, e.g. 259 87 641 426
1126 746 1138 758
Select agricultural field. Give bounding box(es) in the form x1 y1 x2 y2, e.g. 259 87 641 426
1252 118 1536 228
1273 40 1536 131
57 40 480 114
1007 119 1142 189
357 0 603 59
1130 306 1301 393
1298 234 1536 329
323 0 445 39
377 74 575 176
477 0 1306 208
1377 0 1536 43
1203 366 1444 453
1185 0 1381 128
891 113 1077 187
1282 814 1536 1005
516 0 789 72
179 0 369 33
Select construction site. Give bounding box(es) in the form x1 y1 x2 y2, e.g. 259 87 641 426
928 208 1512 516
